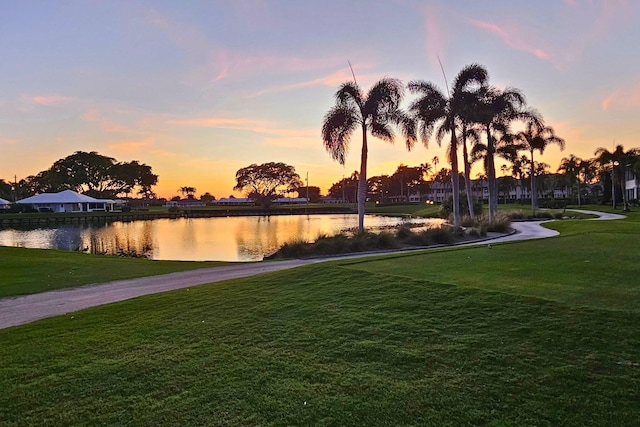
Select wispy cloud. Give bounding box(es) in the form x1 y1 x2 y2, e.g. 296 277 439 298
108 138 154 154
421 5 448 73
167 116 274 131
168 115 318 146
82 109 131 133
253 65 374 97
467 18 551 62
32 95 74 105
601 82 640 111
0 136 18 146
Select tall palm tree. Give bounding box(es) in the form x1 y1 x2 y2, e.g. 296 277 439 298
322 77 414 232
516 120 565 216
408 64 488 227
470 85 536 220
460 123 482 217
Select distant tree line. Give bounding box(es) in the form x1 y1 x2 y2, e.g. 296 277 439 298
320 63 640 229
0 151 158 201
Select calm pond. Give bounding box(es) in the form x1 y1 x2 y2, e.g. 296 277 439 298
0 214 444 262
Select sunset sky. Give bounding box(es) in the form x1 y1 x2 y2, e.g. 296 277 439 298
2 0 639 199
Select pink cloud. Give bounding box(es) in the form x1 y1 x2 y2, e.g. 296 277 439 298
601 83 640 111
253 65 375 97
167 115 318 142
467 18 554 65
0 136 18 146
423 7 446 71
32 95 74 105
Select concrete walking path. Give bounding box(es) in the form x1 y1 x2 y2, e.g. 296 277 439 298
0 209 624 329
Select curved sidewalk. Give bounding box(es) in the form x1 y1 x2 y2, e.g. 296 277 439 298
0 209 623 329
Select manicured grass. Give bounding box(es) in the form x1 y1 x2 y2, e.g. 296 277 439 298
0 246 226 298
347 207 640 312
366 203 441 217
1 263 638 425
1 206 638 425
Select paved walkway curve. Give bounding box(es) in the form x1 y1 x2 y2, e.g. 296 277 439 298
0 209 624 329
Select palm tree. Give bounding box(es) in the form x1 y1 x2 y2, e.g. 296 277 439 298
408 64 488 227
322 77 414 232
459 123 482 218
431 156 439 178
470 128 520 205
516 120 565 216
594 145 639 210
470 85 532 221
178 186 197 199
557 155 581 205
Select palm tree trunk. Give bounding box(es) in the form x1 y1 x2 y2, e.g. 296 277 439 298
577 176 582 207
486 126 497 221
530 149 536 217
450 128 460 227
462 126 475 218
611 169 616 209
357 126 368 232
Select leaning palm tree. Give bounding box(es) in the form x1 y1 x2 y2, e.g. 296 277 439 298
322 77 414 232
408 64 488 227
516 120 565 216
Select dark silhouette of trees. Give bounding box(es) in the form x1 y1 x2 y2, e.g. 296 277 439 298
408 64 488 227
200 192 216 203
322 77 414 232
296 186 321 203
7 151 158 199
178 186 197 199
595 145 639 210
327 172 358 202
516 121 565 215
234 162 302 208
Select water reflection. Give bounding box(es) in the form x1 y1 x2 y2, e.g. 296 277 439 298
0 214 443 262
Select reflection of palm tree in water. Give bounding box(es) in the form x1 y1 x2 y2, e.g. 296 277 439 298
235 216 315 260
85 222 154 258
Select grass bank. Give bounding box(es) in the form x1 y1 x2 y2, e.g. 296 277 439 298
0 207 638 425
0 247 225 298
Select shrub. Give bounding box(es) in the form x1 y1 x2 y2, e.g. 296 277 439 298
395 226 415 240
554 212 563 219
507 211 525 220
167 206 181 213
440 194 483 218
536 211 554 219
538 199 567 209
375 232 398 249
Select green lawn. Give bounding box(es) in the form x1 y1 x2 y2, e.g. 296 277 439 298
0 246 226 298
1 206 639 425
366 203 441 217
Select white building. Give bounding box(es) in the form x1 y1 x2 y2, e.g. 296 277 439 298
17 190 115 213
625 169 639 201
272 197 308 205
213 198 255 205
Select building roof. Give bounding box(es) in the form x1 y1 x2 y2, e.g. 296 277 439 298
17 189 99 204
0 198 11 205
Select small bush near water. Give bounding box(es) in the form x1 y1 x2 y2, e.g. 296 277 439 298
269 220 509 259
